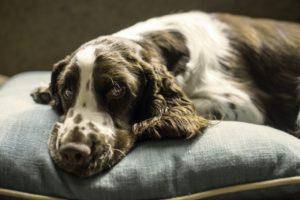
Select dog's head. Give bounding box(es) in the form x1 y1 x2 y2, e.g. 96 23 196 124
48 35 208 176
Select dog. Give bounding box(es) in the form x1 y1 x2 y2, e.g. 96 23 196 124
31 11 300 177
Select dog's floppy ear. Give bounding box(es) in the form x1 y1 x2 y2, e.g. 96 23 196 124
133 60 209 139
31 56 69 113
49 56 70 114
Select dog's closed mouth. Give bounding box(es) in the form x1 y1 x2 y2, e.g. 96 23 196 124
48 123 129 177
48 123 114 177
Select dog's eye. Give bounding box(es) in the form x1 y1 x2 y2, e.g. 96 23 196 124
106 83 125 99
63 88 73 100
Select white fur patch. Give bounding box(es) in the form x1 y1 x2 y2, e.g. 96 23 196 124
61 46 116 139
76 46 96 68
75 46 98 110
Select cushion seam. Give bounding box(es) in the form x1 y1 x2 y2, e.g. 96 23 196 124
0 188 65 200
167 176 300 200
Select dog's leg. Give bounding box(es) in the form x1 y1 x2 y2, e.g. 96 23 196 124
292 79 300 138
192 97 264 124
30 83 52 104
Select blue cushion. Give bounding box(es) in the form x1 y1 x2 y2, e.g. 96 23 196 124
0 72 300 200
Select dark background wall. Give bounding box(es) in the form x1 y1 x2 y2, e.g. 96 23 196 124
1 0 300 76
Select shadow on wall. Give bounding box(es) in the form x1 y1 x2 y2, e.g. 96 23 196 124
0 0 300 76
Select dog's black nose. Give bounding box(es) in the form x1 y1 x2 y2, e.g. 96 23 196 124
60 143 91 165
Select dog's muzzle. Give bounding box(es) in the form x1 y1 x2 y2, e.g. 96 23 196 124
48 111 119 177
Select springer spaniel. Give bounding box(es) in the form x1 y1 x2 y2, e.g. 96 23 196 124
31 11 300 176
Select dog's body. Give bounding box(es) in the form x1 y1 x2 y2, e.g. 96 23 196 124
32 11 300 176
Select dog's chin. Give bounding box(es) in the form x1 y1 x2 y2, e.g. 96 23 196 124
47 124 123 177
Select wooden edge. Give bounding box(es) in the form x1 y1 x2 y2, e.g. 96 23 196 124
0 188 66 200
168 176 300 200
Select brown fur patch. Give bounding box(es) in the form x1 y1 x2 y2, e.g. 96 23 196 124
55 63 80 113
216 14 300 50
87 122 99 132
216 13 300 132
113 128 135 160
73 114 83 124
68 109 74 117
52 123 60 134
49 57 70 114
140 30 190 76
69 126 84 142
86 80 90 90
91 37 144 123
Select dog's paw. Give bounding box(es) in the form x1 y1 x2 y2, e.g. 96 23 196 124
30 84 52 104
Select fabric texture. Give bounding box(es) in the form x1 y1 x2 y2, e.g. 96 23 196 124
0 72 300 200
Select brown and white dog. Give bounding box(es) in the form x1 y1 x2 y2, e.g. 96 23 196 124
31 11 300 176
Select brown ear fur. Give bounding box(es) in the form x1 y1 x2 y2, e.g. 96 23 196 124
49 56 70 114
133 60 209 139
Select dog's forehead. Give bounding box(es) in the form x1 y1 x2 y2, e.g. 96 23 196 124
75 45 97 68
73 40 129 68
69 45 98 111
94 36 141 49
81 36 141 57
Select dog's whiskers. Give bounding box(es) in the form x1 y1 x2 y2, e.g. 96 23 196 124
112 148 126 157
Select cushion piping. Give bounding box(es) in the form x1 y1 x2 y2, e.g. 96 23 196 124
1 176 299 200
0 188 65 200
168 176 300 200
